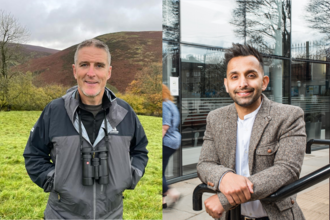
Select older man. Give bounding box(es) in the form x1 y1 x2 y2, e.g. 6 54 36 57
197 43 306 220
23 39 148 219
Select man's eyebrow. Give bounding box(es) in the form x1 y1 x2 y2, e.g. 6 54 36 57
227 71 238 76
227 69 258 77
245 69 258 74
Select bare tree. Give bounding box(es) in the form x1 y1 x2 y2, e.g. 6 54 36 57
230 0 291 56
0 10 28 109
305 0 330 41
162 0 180 41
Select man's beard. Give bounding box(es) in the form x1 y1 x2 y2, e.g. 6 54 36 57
229 87 262 107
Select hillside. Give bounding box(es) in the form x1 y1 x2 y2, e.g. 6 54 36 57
9 43 59 61
17 31 162 93
21 44 59 55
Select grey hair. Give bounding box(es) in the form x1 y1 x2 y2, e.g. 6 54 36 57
74 39 111 65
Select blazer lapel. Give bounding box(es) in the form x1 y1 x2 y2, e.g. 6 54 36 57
224 104 238 170
248 94 272 175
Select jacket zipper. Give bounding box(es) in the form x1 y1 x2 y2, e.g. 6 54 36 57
94 183 96 220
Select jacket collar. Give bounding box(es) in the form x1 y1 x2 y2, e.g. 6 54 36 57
62 86 117 124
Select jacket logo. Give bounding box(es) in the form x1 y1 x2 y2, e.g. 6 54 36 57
109 127 119 134
31 127 34 132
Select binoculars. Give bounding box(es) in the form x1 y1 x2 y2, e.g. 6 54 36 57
82 146 109 186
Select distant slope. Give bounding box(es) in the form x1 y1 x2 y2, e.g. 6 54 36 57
18 31 162 93
22 44 59 54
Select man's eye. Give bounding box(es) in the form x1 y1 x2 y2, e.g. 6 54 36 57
80 63 88 67
96 64 104 68
248 74 255 78
231 76 237 79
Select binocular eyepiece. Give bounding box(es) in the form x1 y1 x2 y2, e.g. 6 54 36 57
82 146 109 186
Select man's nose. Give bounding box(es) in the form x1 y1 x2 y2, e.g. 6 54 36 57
238 77 248 88
86 65 96 77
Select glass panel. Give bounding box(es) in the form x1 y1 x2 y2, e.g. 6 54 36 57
163 41 181 179
291 61 330 147
181 0 242 47
181 0 291 57
263 58 290 104
242 0 291 57
181 45 230 175
292 0 330 60
163 42 179 86
163 0 180 41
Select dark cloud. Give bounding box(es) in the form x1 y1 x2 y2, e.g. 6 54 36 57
1 0 161 49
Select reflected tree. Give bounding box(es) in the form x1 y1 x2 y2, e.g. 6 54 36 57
306 0 330 41
230 0 291 57
163 0 180 41
305 0 330 59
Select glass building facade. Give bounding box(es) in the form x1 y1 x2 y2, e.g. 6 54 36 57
163 0 330 183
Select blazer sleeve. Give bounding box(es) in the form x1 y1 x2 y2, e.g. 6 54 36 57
217 107 306 210
197 111 235 192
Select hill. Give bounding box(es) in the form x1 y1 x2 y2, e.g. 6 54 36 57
9 43 59 61
21 44 59 55
17 31 162 93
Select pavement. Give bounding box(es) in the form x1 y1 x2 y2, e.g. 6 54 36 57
163 149 329 220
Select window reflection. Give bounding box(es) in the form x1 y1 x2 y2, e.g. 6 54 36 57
262 58 290 104
163 0 180 41
292 0 330 60
231 0 291 57
291 61 330 142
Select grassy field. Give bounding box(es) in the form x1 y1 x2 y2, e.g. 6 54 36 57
0 111 162 219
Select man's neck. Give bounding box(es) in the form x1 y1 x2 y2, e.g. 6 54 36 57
78 90 104 106
235 96 262 120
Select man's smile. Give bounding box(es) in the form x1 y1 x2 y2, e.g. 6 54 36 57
84 80 99 85
235 89 253 97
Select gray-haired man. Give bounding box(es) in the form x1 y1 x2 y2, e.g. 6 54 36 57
24 39 148 219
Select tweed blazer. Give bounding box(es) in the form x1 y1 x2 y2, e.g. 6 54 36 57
197 94 306 220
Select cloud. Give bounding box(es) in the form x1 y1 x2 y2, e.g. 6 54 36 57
2 0 161 50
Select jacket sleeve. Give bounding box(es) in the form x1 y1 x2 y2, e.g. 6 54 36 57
197 111 235 192
23 104 55 191
128 111 149 189
217 107 306 211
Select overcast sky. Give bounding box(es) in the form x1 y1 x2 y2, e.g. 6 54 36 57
1 0 162 50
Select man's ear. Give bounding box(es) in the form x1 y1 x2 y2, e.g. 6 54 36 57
107 66 112 80
262 75 270 91
72 64 77 79
224 78 229 93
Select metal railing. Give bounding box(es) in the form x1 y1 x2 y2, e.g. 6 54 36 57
192 139 330 220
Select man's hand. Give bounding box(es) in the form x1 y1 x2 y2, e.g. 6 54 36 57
219 172 254 206
204 194 224 219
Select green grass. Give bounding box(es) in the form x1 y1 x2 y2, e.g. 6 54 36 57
0 111 162 219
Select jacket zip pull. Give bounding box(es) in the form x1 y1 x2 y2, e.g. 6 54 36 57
57 193 61 202
101 185 103 192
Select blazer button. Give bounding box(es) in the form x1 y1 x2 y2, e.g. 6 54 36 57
291 199 294 205
268 149 272 153
207 181 214 187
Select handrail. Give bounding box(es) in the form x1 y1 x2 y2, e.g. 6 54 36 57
306 139 330 154
193 164 330 210
261 164 330 202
